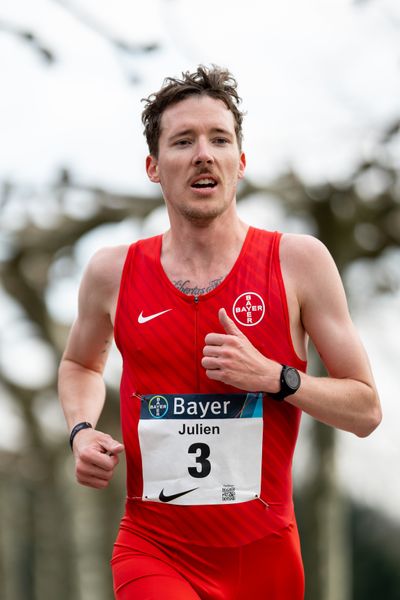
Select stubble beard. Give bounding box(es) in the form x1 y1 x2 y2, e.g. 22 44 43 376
179 204 225 227
177 191 236 227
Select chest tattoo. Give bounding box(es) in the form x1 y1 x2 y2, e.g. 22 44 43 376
173 276 225 296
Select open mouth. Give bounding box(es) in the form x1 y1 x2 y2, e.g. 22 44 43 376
191 178 218 189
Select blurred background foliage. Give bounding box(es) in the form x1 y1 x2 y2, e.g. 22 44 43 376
1 2 400 599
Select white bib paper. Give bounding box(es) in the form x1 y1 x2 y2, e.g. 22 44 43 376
137 393 264 505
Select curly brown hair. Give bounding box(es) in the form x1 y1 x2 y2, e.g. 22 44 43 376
141 65 244 157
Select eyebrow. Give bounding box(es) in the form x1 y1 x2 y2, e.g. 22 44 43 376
168 127 234 141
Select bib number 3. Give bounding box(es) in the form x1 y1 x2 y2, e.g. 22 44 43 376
188 442 211 478
137 393 263 505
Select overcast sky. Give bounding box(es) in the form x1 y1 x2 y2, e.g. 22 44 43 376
1 0 400 521
1 0 400 188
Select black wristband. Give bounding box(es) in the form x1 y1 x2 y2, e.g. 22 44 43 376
69 421 92 450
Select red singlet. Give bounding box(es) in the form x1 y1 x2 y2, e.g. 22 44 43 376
112 227 306 599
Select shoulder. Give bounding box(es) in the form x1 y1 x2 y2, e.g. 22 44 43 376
279 233 337 275
80 244 130 300
279 233 343 305
280 232 330 260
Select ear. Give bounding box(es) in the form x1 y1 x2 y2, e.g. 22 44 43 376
238 152 246 180
146 155 160 183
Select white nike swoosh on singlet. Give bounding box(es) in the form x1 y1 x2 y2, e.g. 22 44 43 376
138 309 172 324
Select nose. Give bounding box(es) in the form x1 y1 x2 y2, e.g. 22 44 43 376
192 138 214 166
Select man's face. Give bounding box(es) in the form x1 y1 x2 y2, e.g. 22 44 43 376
146 95 246 225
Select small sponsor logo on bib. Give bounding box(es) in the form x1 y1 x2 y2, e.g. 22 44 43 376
232 292 265 326
148 395 169 418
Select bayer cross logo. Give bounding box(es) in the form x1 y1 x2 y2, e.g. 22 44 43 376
232 292 265 327
148 395 169 419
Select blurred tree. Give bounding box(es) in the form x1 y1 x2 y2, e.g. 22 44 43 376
270 119 400 600
351 503 400 600
0 171 163 600
0 6 162 597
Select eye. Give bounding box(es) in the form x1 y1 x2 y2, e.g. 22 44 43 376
174 139 192 147
213 137 229 145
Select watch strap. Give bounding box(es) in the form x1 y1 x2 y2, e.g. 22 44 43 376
69 421 93 450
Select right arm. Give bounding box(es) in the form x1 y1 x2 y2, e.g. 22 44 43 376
58 247 127 488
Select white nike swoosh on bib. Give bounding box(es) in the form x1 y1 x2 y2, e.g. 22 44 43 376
138 309 172 324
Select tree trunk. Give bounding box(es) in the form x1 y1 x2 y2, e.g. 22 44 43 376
302 421 351 600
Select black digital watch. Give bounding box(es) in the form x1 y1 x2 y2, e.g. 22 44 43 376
268 365 301 402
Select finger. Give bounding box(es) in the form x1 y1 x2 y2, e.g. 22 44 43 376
204 332 227 346
105 443 124 457
80 454 110 472
98 436 125 456
201 356 220 370
205 369 223 381
219 308 242 336
203 345 222 357
77 461 114 480
79 445 120 470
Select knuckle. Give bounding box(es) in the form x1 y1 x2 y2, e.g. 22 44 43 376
79 447 92 462
103 465 114 478
75 463 86 477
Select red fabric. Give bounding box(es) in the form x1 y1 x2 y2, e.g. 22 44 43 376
114 227 307 548
111 521 305 599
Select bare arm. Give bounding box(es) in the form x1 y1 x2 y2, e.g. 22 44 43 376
280 234 381 436
58 246 126 488
202 235 381 437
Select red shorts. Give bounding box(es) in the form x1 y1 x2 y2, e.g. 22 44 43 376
111 522 304 599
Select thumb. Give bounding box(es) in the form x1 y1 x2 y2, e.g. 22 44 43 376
100 437 125 456
218 308 243 336
110 442 125 455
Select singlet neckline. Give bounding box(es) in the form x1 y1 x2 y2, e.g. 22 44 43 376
154 225 260 303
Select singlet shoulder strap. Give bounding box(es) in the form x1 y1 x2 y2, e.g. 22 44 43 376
114 235 162 348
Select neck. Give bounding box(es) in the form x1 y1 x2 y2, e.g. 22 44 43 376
161 215 249 286
165 215 247 263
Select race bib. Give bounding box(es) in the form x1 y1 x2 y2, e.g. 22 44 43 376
137 393 264 505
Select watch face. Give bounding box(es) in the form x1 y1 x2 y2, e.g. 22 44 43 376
284 367 300 391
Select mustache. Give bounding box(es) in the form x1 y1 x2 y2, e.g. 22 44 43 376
193 167 215 176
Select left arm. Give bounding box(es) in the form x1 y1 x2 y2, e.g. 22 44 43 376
202 235 382 437
283 234 381 437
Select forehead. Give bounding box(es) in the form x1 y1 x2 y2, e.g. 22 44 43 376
159 95 236 138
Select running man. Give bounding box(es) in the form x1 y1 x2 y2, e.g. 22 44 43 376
58 65 381 599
